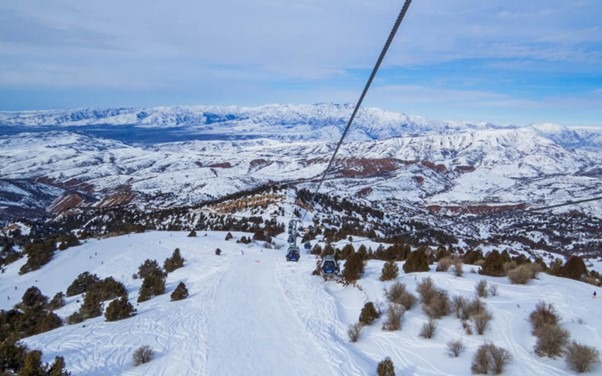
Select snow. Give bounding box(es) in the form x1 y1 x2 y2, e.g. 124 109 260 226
1 104 601 216
207 251 342 375
1 231 601 375
531 123 566 133
430 168 517 203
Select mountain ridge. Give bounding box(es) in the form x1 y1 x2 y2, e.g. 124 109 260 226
2 104 601 150
1 104 601 257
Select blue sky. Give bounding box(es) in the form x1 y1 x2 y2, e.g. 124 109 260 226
0 0 601 127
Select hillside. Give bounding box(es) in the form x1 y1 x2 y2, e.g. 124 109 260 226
0 104 482 140
1 105 600 219
1 104 601 260
1 231 601 375
2 104 602 148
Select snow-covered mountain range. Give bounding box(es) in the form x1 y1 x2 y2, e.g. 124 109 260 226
1 104 600 218
0 103 601 259
0 104 481 138
2 103 601 147
2 105 601 375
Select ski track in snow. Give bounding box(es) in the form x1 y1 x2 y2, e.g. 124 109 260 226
492 309 570 376
361 307 454 376
276 258 371 375
10 232 235 376
205 248 353 376
3 232 602 375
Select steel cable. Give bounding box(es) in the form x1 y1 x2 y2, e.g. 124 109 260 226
301 0 414 223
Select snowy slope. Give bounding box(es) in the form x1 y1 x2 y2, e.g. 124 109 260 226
1 104 600 219
1 128 600 212
1 231 601 375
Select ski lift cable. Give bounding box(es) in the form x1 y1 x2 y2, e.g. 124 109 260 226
286 0 599 246
299 0 414 224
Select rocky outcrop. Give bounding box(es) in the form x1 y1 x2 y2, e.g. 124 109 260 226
454 165 476 173
207 162 233 169
248 159 274 173
48 193 84 214
421 160 447 173
335 158 400 178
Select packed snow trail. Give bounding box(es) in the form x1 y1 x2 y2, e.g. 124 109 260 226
276 260 372 374
7 232 235 376
205 248 341 376
8 232 364 375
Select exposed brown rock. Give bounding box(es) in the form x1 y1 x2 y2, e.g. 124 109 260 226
97 191 137 208
335 158 400 178
421 160 448 173
248 159 274 173
209 193 283 213
356 187 373 198
306 158 328 166
48 193 84 214
36 176 94 194
454 165 476 173
207 162 232 168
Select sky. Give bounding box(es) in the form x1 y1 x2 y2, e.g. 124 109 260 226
0 0 601 127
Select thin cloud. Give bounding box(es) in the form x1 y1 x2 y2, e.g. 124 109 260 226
0 0 600 126
0 8 119 51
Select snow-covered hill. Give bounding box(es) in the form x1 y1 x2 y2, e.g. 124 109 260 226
0 104 601 257
0 104 473 140
1 231 600 375
4 104 601 146
0 124 600 218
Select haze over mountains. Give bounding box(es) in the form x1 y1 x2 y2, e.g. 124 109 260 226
1 104 602 146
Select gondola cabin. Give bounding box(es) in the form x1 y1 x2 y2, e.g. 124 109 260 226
286 245 300 262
